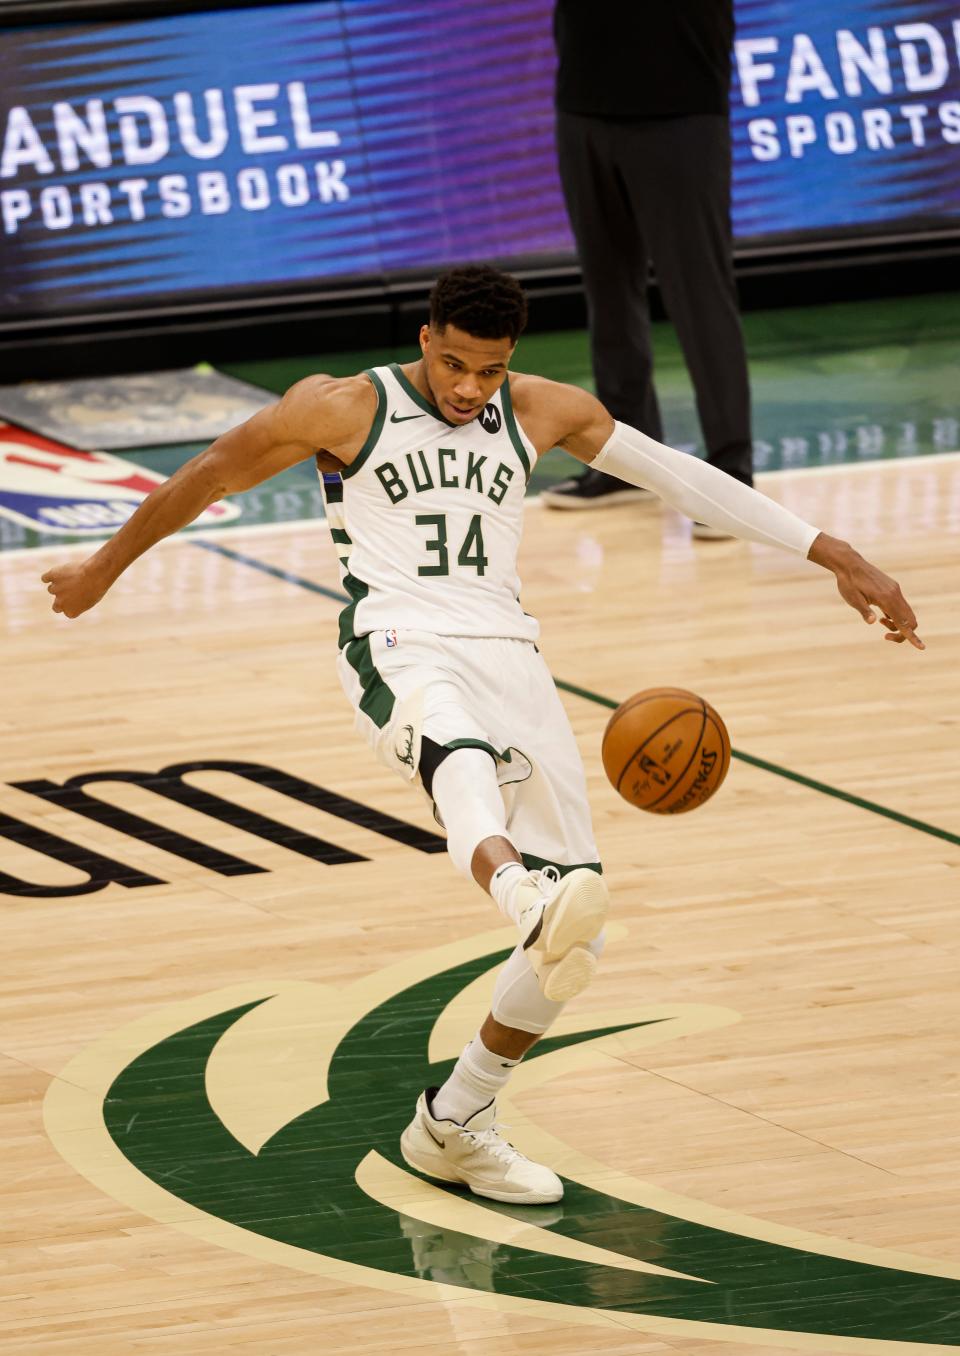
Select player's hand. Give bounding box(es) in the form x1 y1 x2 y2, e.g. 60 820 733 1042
836 560 923 649
811 535 923 649
41 560 111 618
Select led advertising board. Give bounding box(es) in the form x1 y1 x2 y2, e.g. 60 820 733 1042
1 1 958 318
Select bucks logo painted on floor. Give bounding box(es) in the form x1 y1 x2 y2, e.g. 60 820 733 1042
45 931 960 1351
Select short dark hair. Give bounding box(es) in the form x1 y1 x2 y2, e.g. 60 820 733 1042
429 264 528 345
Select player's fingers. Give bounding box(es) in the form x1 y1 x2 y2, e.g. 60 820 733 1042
882 616 925 649
52 601 62 614
886 610 923 648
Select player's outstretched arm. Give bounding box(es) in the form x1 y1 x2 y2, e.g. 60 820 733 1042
41 375 374 619
517 377 924 650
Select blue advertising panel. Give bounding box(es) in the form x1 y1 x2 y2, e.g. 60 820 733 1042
733 0 960 239
1 0 958 318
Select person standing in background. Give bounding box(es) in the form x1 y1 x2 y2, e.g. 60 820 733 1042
543 0 753 537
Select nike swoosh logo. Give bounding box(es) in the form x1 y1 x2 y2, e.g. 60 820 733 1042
390 412 425 423
424 1123 446 1149
521 909 544 951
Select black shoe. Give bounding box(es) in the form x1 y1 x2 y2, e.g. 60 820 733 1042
692 521 735 541
541 467 655 509
692 467 752 539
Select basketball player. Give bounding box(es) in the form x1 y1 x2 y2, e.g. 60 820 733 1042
42 266 922 1206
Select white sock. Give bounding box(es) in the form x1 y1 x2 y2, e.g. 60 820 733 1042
488 861 534 926
431 1034 519 1124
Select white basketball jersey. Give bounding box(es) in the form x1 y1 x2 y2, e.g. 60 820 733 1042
319 364 539 646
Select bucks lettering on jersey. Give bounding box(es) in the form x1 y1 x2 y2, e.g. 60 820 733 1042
320 364 539 645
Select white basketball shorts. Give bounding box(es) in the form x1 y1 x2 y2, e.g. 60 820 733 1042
336 630 601 874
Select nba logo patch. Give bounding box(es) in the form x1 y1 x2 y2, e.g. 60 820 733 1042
385 628 399 649
0 423 240 535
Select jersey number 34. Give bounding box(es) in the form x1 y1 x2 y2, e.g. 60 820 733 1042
415 513 488 577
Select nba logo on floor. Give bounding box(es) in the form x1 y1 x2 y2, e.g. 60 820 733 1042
0 424 240 534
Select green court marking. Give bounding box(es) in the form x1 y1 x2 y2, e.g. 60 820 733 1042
182 545 960 850
554 678 960 849
101 949 960 1342
553 678 619 711
189 537 350 604
729 748 960 848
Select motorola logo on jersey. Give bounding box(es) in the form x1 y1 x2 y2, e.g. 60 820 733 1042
479 404 502 434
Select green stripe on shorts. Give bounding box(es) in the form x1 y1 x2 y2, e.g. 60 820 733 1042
521 853 603 877
444 738 513 764
344 634 396 729
338 569 395 729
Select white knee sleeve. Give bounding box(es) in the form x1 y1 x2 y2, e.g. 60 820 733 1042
491 929 606 1035
431 747 515 877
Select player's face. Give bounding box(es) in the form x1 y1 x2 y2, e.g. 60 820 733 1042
419 324 514 425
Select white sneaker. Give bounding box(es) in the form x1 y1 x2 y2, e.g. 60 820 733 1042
514 867 609 1003
400 1089 563 1204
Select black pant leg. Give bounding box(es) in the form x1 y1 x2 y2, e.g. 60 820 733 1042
620 115 753 485
555 111 663 439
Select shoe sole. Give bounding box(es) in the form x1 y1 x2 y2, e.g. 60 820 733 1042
541 943 597 1003
525 870 608 1000
465 1182 563 1204
400 1127 563 1204
537 869 609 959
541 490 655 510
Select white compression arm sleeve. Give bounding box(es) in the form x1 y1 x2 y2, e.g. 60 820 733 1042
592 421 820 556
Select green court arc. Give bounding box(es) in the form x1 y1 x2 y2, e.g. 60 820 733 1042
103 948 960 1344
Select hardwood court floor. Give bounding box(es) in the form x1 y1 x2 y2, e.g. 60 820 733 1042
3 455 960 1354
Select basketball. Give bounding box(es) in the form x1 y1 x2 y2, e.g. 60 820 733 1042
601 687 731 814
